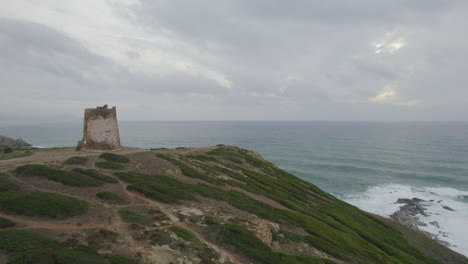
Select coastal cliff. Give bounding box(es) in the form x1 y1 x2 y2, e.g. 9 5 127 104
0 146 466 264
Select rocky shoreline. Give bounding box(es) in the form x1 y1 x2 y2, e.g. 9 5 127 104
390 197 455 248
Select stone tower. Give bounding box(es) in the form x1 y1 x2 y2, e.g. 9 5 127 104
77 105 121 151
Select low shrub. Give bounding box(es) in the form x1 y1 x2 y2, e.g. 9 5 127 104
55 245 108 264
206 223 333 264
0 173 19 192
73 168 118 183
0 229 140 264
118 209 152 225
0 217 15 228
109 255 140 264
96 192 128 205
155 153 223 185
95 161 124 170
0 229 56 253
4 147 13 153
169 226 198 242
0 150 33 161
15 164 103 187
64 156 88 165
99 153 130 163
0 192 88 218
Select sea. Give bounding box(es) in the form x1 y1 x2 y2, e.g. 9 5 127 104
1 121 467 256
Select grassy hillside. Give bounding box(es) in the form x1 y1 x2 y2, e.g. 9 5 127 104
0 147 465 264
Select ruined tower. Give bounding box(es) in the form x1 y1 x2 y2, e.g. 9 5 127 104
77 105 121 151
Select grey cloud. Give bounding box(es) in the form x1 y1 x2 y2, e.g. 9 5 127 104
2 1 468 121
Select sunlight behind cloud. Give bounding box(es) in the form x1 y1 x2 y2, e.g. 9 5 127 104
370 90 397 102
370 86 421 107
373 29 407 54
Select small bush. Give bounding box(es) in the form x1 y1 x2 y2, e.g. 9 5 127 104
0 229 140 264
155 153 223 185
95 161 124 170
109 255 140 264
169 226 198 242
0 229 56 253
99 153 130 163
118 209 152 225
206 223 333 264
64 156 88 165
0 192 88 218
0 217 15 228
15 164 103 187
55 245 109 264
4 147 13 153
147 230 174 246
96 192 128 205
0 150 33 161
0 173 19 192
73 168 118 183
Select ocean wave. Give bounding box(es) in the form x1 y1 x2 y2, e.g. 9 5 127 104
343 184 468 257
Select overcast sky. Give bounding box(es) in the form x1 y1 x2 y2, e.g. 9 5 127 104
1 0 468 122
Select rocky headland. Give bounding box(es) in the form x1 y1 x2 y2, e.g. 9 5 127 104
0 145 466 264
0 136 31 149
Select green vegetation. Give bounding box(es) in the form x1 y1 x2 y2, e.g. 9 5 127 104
0 229 56 253
55 245 109 264
155 153 224 185
0 150 33 161
96 192 128 205
169 226 198 242
116 172 197 204
0 172 19 192
0 192 88 218
73 168 118 183
16 164 103 187
187 154 218 163
0 217 15 228
94 153 130 170
99 153 130 163
118 209 152 225
147 230 174 246
121 147 441 264
206 223 333 264
0 146 450 263
64 156 88 165
95 161 124 170
109 255 140 264
0 229 139 264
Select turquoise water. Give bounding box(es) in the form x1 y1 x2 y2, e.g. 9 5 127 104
1 121 468 254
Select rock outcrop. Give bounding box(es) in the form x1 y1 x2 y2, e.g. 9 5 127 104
0 136 31 148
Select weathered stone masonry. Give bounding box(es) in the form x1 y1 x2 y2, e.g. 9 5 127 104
77 105 121 151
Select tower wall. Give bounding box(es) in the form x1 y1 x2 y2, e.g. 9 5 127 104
78 105 121 151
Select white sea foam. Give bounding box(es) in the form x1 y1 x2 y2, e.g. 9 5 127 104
343 184 468 257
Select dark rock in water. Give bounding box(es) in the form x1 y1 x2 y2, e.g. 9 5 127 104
0 136 32 148
396 197 425 204
442 205 455 211
391 197 454 249
391 197 428 228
